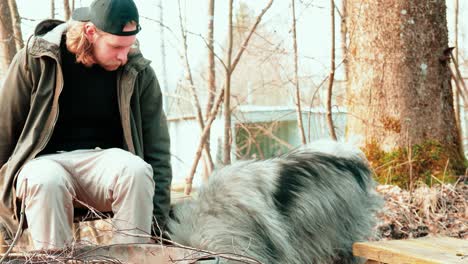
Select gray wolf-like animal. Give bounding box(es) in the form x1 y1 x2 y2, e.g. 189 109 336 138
168 141 382 263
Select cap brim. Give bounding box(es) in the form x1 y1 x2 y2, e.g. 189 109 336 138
72 7 91 21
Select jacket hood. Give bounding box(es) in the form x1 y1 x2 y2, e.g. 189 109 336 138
34 19 66 38
27 19 150 71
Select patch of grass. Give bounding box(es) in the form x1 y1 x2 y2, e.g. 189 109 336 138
363 139 464 189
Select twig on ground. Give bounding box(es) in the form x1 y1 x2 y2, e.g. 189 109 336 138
0 179 27 263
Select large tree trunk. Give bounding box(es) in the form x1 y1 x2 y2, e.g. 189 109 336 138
346 1 465 185
0 0 17 77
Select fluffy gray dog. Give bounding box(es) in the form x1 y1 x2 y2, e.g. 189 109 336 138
168 141 382 263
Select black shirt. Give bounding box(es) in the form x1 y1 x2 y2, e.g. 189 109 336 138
40 35 123 154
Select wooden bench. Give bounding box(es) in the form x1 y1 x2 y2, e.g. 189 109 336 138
353 236 467 264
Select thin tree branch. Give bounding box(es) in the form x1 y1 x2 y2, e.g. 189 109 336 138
230 0 274 73
223 0 234 165
157 0 169 114
51 0 55 19
449 49 468 99
177 0 215 170
327 0 338 140
291 0 307 144
223 0 275 165
203 0 217 179
185 89 224 195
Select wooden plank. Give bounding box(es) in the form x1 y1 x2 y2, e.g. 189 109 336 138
365 261 383 264
353 236 468 264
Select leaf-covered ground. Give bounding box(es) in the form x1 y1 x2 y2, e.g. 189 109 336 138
375 182 467 240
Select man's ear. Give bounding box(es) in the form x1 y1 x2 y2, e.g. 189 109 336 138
84 23 97 42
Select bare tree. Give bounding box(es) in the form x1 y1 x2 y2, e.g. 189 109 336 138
206 0 216 118
185 90 224 194
7 0 23 51
223 0 274 164
326 0 337 140
223 0 234 165
177 0 215 170
184 0 274 192
51 0 55 19
291 0 307 144
158 0 169 113
0 0 17 77
64 0 71 20
202 0 216 180
340 0 348 81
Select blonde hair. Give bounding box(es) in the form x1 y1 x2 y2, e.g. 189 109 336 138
65 21 138 67
66 21 95 67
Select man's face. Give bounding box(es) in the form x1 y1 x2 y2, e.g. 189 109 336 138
85 23 137 71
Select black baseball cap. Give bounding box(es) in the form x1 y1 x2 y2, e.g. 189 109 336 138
72 0 141 36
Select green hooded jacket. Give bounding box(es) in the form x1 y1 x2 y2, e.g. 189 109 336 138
0 20 172 241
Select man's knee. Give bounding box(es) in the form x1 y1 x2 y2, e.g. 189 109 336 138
104 148 154 188
16 159 72 197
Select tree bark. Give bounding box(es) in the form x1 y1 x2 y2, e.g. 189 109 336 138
0 0 17 77
7 0 23 51
346 0 465 178
291 0 307 144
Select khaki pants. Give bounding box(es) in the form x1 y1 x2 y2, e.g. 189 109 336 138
16 148 155 250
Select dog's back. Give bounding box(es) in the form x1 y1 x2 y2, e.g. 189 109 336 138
168 141 382 263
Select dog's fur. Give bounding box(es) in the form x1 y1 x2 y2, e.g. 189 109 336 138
168 141 382 263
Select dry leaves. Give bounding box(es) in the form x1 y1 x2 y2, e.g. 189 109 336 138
375 182 467 240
